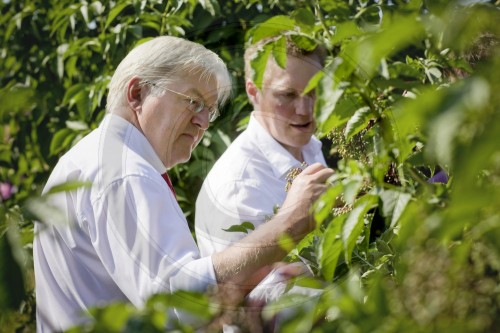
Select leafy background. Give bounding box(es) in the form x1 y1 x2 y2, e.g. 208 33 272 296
1 0 499 332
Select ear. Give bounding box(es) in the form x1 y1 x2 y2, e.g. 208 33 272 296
246 79 260 106
126 77 143 112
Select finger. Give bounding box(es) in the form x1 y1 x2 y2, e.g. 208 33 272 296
311 167 335 182
301 162 328 175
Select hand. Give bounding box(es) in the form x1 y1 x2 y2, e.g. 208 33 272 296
280 163 334 235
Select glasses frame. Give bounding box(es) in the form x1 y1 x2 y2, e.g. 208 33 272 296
144 81 219 122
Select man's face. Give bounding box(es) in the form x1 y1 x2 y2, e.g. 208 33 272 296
251 55 322 158
137 72 218 168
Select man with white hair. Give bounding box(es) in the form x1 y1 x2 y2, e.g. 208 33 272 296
33 36 333 332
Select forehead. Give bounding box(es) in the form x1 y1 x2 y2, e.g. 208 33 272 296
177 70 218 104
262 55 322 91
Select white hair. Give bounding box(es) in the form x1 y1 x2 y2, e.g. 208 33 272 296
106 36 232 112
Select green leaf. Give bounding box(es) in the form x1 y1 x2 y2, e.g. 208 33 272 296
314 184 342 226
342 178 363 205
198 0 220 17
344 13 424 78
315 62 360 135
318 214 347 281
303 70 324 95
0 87 35 117
66 120 89 131
49 128 73 156
262 293 312 321
330 21 362 45
105 2 129 29
250 42 273 89
389 61 422 79
88 302 135 332
158 291 218 319
292 8 316 30
272 36 287 69
379 190 412 229
344 106 372 140
249 16 296 44
62 83 87 105
0 230 26 310
222 221 255 234
342 195 377 265
290 35 317 52
45 180 92 195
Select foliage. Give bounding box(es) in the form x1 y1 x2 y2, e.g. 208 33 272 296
1 0 499 332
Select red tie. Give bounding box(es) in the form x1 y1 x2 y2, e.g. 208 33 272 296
161 172 176 198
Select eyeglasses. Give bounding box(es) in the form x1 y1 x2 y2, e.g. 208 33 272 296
145 81 220 122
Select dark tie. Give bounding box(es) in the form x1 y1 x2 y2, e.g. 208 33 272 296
161 172 176 198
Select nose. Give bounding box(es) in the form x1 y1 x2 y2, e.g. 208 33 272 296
191 107 210 130
295 95 314 116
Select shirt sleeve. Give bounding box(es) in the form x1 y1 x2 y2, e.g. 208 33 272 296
88 174 217 307
195 179 279 256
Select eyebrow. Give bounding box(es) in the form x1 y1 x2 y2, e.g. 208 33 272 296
186 88 218 107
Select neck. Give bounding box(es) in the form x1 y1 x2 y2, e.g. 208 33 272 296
111 109 141 132
283 144 303 162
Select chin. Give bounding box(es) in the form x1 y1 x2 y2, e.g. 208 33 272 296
168 152 192 168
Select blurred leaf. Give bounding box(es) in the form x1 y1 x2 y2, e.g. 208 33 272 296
149 291 218 319
222 221 255 234
292 8 316 30
262 293 312 321
45 180 92 195
379 189 412 229
198 0 220 17
303 70 324 95
319 214 346 281
86 302 135 332
0 87 35 118
0 229 26 311
330 20 362 45
342 195 377 265
49 128 74 156
105 2 130 29
66 120 89 131
315 184 342 226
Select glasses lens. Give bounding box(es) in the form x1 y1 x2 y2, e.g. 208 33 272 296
195 100 205 114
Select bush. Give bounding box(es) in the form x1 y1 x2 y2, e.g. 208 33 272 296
1 0 499 332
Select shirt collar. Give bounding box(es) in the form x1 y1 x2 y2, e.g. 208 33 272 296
102 113 167 174
248 112 323 179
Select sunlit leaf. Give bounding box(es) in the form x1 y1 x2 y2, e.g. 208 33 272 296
272 35 287 69
344 106 372 140
248 16 296 44
250 42 272 89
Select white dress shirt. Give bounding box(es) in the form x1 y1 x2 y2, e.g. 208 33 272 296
34 114 216 332
195 113 326 256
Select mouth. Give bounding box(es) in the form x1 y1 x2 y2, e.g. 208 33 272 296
181 133 197 142
290 121 313 131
